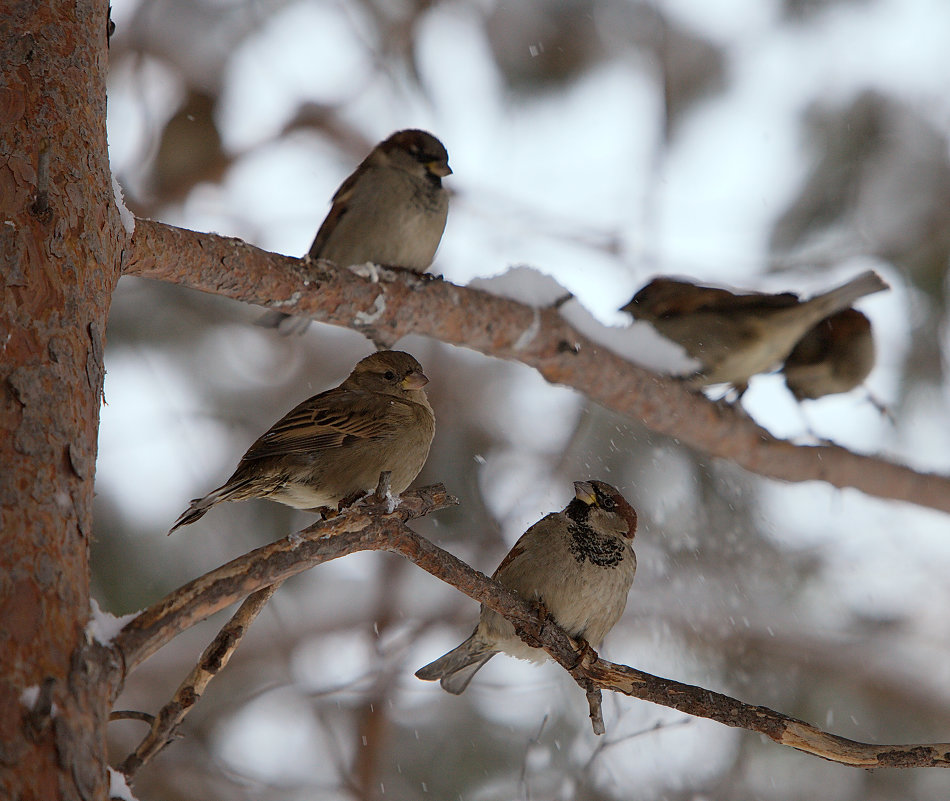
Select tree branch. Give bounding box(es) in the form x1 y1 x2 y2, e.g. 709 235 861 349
117 581 283 780
110 488 950 768
124 218 950 516
112 485 457 676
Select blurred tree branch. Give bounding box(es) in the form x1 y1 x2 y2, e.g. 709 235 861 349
125 218 950 516
109 485 950 768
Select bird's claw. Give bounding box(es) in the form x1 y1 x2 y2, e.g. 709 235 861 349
569 638 598 672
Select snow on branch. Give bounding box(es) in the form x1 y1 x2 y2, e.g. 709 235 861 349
125 218 950 517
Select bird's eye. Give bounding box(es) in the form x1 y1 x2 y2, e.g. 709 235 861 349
384 371 396 381
601 496 616 510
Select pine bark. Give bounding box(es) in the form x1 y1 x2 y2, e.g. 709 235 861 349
1 1 124 798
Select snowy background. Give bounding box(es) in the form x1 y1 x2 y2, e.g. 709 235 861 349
101 0 950 798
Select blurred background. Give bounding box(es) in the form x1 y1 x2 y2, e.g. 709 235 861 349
100 0 950 798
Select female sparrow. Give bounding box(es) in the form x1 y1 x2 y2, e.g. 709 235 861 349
621 270 887 394
781 308 875 401
415 480 638 694
169 351 435 532
260 129 452 334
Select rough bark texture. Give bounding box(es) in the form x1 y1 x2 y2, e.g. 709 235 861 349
0 1 124 798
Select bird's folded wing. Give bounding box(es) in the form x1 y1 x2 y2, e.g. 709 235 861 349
637 279 800 317
308 165 361 258
241 390 417 460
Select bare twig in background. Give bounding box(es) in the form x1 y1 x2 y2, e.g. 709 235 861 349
109 487 950 768
124 219 950 517
118 581 283 780
519 714 549 800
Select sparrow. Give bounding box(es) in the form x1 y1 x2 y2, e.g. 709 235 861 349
621 270 888 393
169 351 435 533
415 480 637 694
781 308 875 401
259 129 452 334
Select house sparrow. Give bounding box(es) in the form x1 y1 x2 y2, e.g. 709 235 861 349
259 129 452 334
415 480 637 694
781 308 875 401
169 351 435 533
621 270 887 393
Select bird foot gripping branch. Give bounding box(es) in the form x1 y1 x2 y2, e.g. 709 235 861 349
511 599 553 650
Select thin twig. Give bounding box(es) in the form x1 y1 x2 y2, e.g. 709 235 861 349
109 710 155 725
581 717 693 777
585 685 605 736
519 714 549 801
118 581 283 779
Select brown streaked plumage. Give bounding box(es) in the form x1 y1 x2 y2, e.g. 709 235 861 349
169 351 435 533
782 308 875 401
621 270 888 394
415 481 637 695
259 129 451 334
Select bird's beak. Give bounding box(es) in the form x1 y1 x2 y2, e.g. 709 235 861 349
573 481 597 506
401 370 429 390
428 161 452 177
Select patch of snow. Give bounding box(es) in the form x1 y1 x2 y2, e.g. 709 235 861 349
109 768 139 801
87 597 139 645
384 489 401 514
111 173 135 234
559 298 699 376
468 265 571 308
19 685 39 708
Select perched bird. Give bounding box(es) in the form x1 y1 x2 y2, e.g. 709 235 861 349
621 270 888 393
169 351 435 533
781 308 875 401
415 480 638 695
259 129 452 334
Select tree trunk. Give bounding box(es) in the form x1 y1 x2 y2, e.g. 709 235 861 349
1 1 124 798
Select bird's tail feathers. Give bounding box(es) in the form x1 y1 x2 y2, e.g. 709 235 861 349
812 270 888 317
414 634 497 695
168 480 252 534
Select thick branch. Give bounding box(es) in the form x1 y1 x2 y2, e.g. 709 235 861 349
124 219 950 516
111 495 950 768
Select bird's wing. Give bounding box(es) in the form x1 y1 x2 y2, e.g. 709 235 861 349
308 156 373 258
696 290 800 314
492 513 561 578
637 279 800 317
241 389 418 461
